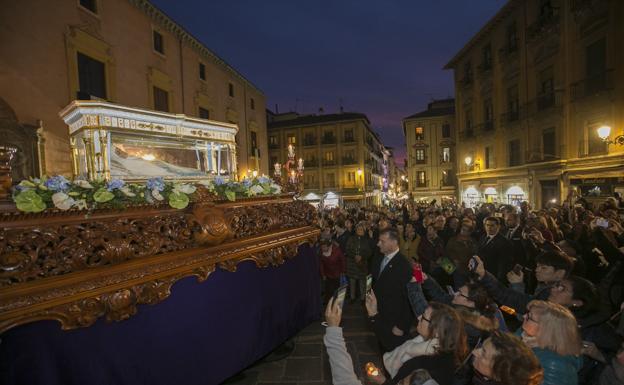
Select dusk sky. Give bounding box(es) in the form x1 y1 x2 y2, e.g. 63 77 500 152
151 0 507 165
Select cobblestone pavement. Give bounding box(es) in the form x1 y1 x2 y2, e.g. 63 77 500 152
222 301 383 385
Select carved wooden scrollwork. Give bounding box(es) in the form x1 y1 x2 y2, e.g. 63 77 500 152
0 196 317 287
0 195 319 334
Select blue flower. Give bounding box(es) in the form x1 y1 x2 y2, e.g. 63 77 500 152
214 176 225 186
242 178 252 188
146 177 165 191
107 179 125 191
258 176 270 184
44 175 70 192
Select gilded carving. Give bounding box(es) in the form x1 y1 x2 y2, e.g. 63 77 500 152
0 196 319 334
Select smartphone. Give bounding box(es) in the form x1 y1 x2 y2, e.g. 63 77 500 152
468 256 478 272
333 284 348 309
365 362 380 376
513 264 523 275
365 274 373 294
412 263 424 283
596 218 610 228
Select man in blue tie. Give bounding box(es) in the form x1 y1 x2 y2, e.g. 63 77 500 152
369 228 413 351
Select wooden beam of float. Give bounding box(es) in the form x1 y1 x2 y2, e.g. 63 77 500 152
59 100 239 181
0 196 319 334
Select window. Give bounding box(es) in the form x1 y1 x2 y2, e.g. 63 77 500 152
79 0 97 13
269 135 279 148
482 43 492 70
442 147 451 163
484 98 493 130
325 173 336 187
228 82 234 97
485 146 492 169
465 109 473 132
153 30 164 55
463 61 472 82
539 0 553 18
588 126 607 155
250 131 258 157
199 63 206 80
442 170 453 186
347 171 356 182
586 38 607 93
344 128 354 142
507 24 518 52
250 98 255 110
543 127 556 159
198 107 210 119
442 124 451 138
303 132 316 145
324 151 334 161
415 149 425 163
415 127 424 141
153 86 169 112
507 85 519 121
77 52 106 99
287 135 296 145
416 171 426 187
508 139 521 166
538 67 554 110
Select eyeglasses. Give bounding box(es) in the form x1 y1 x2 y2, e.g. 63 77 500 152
454 291 471 300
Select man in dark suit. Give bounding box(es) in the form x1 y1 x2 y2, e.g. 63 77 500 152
504 213 526 266
370 228 413 352
478 216 513 283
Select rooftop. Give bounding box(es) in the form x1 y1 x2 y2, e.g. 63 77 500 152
404 98 455 120
267 112 370 129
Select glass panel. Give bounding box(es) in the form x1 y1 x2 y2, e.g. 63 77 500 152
109 133 217 179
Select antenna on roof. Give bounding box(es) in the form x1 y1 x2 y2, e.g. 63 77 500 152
339 98 344 113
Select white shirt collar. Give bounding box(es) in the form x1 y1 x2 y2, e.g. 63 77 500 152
385 248 400 260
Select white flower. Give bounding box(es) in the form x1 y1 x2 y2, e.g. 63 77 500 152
173 183 196 194
74 199 87 210
249 185 264 196
52 192 75 210
151 188 164 201
120 186 136 197
271 183 282 194
73 180 94 189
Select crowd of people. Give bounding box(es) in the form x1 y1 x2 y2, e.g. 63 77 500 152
316 193 624 385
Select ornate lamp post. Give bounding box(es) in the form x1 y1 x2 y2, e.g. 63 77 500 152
597 125 624 146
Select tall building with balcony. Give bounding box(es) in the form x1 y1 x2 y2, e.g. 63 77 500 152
267 111 388 207
445 0 624 208
0 0 268 178
403 99 457 204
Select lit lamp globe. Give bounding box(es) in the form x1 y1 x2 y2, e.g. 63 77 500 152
597 125 611 141
464 156 472 167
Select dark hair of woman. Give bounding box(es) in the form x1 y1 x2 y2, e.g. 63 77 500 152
427 302 468 365
488 332 543 385
464 282 497 318
567 275 599 317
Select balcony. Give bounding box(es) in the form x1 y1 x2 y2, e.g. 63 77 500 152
460 129 475 140
498 40 519 63
305 159 318 168
322 159 337 167
571 70 614 101
478 120 495 133
571 0 610 24
440 178 456 188
527 11 560 42
414 157 427 165
460 76 473 88
500 109 521 125
477 62 493 78
269 143 280 149
342 136 356 143
527 91 562 116
303 138 317 146
342 157 357 165
321 135 336 145
525 148 560 163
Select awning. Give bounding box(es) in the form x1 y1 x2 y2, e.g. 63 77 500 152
506 186 525 195
484 187 497 195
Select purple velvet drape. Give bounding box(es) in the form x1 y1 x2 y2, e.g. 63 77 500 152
0 244 320 385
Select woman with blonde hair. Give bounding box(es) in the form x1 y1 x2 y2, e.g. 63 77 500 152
519 300 583 385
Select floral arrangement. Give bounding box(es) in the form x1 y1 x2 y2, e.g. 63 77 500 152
12 175 282 213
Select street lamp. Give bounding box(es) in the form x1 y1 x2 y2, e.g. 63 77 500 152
464 156 472 171
597 125 624 146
